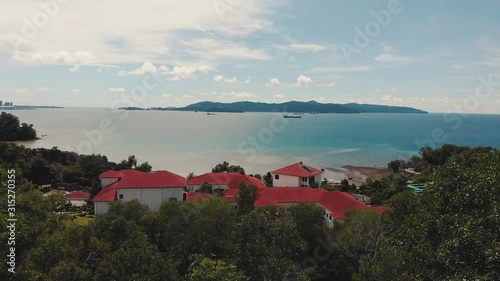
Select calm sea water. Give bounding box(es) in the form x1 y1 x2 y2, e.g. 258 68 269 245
8 108 500 176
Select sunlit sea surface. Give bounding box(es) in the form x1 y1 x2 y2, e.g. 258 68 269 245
9 108 500 176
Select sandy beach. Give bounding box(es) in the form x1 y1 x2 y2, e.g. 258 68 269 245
324 165 389 186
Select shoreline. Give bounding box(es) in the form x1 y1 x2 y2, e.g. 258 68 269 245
324 165 389 186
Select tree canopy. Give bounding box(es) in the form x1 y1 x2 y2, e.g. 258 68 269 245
0 112 37 141
1 144 499 280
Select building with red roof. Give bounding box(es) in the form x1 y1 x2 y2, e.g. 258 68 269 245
95 165 389 224
187 172 267 192
271 162 324 187
66 191 91 207
93 169 187 215
185 186 390 226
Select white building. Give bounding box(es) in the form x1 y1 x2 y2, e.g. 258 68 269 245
271 162 324 187
93 169 187 215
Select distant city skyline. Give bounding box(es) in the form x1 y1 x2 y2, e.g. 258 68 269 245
0 1 499 113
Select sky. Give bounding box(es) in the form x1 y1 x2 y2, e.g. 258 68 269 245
0 0 499 113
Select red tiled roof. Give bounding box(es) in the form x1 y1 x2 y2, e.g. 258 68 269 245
186 192 213 201
188 173 267 190
227 174 267 190
117 170 186 189
92 182 120 202
187 172 237 185
223 187 390 220
254 194 280 207
318 190 384 220
271 163 323 177
258 187 326 204
99 169 142 179
66 191 91 200
93 170 186 202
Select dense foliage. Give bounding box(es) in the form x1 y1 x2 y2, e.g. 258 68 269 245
0 112 37 141
0 142 151 196
0 144 499 280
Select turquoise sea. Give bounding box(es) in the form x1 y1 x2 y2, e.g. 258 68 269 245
9 108 500 175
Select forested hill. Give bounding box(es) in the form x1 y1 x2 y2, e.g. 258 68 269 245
150 100 427 113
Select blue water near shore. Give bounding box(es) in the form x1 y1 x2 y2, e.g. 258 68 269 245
9 108 500 175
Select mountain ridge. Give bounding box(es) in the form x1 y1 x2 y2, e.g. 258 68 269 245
147 100 428 114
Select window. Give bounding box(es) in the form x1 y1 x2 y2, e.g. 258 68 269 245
274 174 279 180
119 194 123 199
302 177 307 182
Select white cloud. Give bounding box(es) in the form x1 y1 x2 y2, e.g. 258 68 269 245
118 61 157 76
296 75 312 87
222 91 258 98
381 95 403 103
375 46 410 62
274 94 285 98
69 65 81 72
36 87 52 91
72 89 80 92
288 43 327 52
168 65 212 80
270 78 280 87
159 65 170 74
16 89 28 93
12 51 97 65
213 75 237 83
0 1 285 65
319 82 337 88
245 77 251 83
183 95 193 98
161 94 171 98
182 38 271 61
108 88 127 92
306 66 371 73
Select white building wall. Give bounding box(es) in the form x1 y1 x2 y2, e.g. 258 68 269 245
116 188 184 212
187 184 228 192
314 174 323 185
272 174 300 187
94 202 110 215
101 177 119 188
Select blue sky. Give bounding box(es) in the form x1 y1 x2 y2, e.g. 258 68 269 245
0 0 499 113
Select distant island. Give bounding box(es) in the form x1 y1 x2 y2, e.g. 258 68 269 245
120 100 427 114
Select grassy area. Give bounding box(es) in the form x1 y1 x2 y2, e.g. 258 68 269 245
62 215 94 227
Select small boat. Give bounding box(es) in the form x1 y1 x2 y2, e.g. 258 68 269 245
207 112 217 115
284 115 301 118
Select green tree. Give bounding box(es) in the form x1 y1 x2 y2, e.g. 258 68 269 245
263 172 273 187
186 255 246 281
198 182 213 194
331 209 388 281
387 160 404 173
235 181 257 214
381 149 500 280
0 112 37 141
95 231 178 281
234 211 307 281
212 161 245 174
136 161 152 172
340 179 350 192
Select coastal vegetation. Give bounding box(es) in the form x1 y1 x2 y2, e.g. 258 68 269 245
0 144 499 280
0 112 37 141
